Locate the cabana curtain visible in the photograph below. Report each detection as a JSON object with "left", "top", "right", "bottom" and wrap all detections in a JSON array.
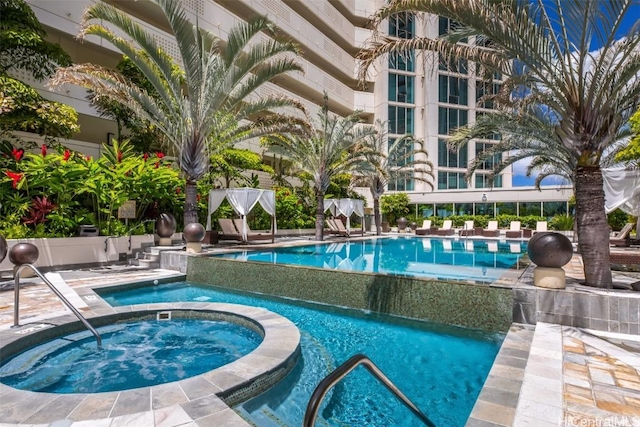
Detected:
[
  {"left": 324, "top": 198, "right": 365, "bottom": 232},
  {"left": 603, "top": 168, "right": 640, "bottom": 215},
  {"left": 206, "top": 188, "right": 276, "bottom": 241}
]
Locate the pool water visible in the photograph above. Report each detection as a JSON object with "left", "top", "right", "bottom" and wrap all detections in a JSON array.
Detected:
[
  {"left": 100, "top": 282, "right": 505, "bottom": 426},
  {"left": 214, "top": 236, "right": 527, "bottom": 283},
  {"left": 0, "top": 318, "right": 262, "bottom": 393}
]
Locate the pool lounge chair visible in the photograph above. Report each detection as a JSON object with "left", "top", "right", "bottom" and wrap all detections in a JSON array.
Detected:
[
  {"left": 325, "top": 218, "right": 348, "bottom": 236},
  {"left": 459, "top": 220, "right": 475, "bottom": 237},
  {"left": 218, "top": 218, "right": 243, "bottom": 241},
  {"left": 505, "top": 221, "right": 523, "bottom": 239},
  {"left": 232, "top": 218, "right": 273, "bottom": 242},
  {"left": 415, "top": 220, "right": 436, "bottom": 235},
  {"left": 533, "top": 221, "right": 548, "bottom": 235},
  {"left": 610, "top": 223, "right": 634, "bottom": 247},
  {"left": 436, "top": 220, "right": 455, "bottom": 236},
  {"left": 482, "top": 221, "right": 500, "bottom": 237},
  {"left": 332, "top": 218, "right": 364, "bottom": 237}
]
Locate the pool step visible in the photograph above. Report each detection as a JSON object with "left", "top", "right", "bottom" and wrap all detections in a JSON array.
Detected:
[{"left": 129, "top": 251, "right": 160, "bottom": 269}]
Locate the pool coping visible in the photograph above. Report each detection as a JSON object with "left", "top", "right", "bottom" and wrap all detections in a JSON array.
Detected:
[{"left": 0, "top": 302, "right": 301, "bottom": 426}]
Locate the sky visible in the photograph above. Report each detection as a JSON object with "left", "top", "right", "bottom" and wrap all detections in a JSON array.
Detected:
[{"left": 509, "top": 1, "right": 639, "bottom": 186}]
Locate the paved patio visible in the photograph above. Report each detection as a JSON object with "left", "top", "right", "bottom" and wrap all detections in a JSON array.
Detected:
[{"left": 1, "top": 240, "right": 640, "bottom": 426}]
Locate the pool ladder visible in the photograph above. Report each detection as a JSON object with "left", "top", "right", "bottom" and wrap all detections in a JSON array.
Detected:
[
  {"left": 13, "top": 264, "right": 102, "bottom": 348},
  {"left": 303, "top": 354, "right": 436, "bottom": 427}
]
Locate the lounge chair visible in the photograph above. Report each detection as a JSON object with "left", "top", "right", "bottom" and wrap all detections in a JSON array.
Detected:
[
  {"left": 482, "top": 221, "right": 500, "bottom": 237},
  {"left": 436, "top": 220, "right": 454, "bottom": 236},
  {"left": 459, "top": 220, "right": 475, "bottom": 237},
  {"left": 415, "top": 220, "right": 436, "bottom": 235},
  {"left": 218, "top": 218, "right": 243, "bottom": 241},
  {"left": 332, "top": 218, "right": 364, "bottom": 237},
  {"left": 232, "top": 218, "right": 273, "bottom": 242},
  {"left": 611, "top": 223, "right": 634, "bottom": 247},
  {"left": 326, "top": 218, "right": 348, "bottom": 236},
  {"left": 505, "top": 221, "right": 523, "bottom": 239},
  {"left": 532, "top": 221, "right": 548, "bottom": 235}
]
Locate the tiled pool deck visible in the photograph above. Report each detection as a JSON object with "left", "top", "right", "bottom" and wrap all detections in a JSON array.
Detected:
[{"left": 1, "top": 238, "right": 640, "bottom": 426}]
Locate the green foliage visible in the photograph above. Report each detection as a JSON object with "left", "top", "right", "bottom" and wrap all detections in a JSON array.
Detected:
[
  {"left": 615, "top": 110, "right": 640, "bottom": 164},
  {"left": 250, "top": 187, "right": 315, "bottom": 230},
  {"left": 380, "top": 193, "right": 410, "bottom": 226},
  {"left": 210, "top": 148, "right": 273, "bottom": 188},
  {"left": 549, "top": 215, "right": 574, "bottom": 231},
  {"left": 608, "top": 209, "right": 630, "bottom": 232},
  {"left": 0, "top": 139, "right": 184, "bottom": 237},
  {"left": 0, "top": 0, "right": 78, "bottom": 138}
]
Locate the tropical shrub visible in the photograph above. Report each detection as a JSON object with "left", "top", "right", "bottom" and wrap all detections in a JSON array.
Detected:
[
  {"left": 0, "top": 139, "right": 184, "bottom": 237},
  {"left": 380, "top": 193, "right": 410, "bottom": 226},
  {"left": 549, "top": 215, "right": 574, "bottom": 231},
  {"left": 607, "top": 209, "right": 630, "bottom": 232}
]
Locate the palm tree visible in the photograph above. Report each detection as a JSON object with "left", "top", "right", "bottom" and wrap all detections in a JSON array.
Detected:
[
  {"left": 354, "top": 120, "right": 434, "bottom": 235},
  {"left": 359, "top": 0, "right": 640, "bottom": 288},
  {"left": 263, "top": 94, "right": 377, "bottom": 240},
  {"left": 50, "top": 0, "right": 303, "bottom": 226}
]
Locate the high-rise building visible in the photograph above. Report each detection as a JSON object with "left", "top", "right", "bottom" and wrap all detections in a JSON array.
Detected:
[{"left": 22, "top": 0, "right": 571, "bottom": 217}]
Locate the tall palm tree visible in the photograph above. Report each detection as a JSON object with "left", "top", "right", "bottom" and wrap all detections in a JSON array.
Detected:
[
  {"left": 50, "top": 0, "right": 303, "bottom": 226},
  {"left": 263, "top": 95, "right": 377, "bottom": 240},
  {"left": 354, "top": 120, "right": 434, "bottom": 235},
  {"left": 359, "top": 0, "right": 640, "bottom": 288}
]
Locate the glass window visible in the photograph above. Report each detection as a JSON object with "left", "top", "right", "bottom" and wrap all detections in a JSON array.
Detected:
[
  {"left": 475, "top": 202, "right": 494, "bottom": 217},
  {"left": 389, "top": 13, "right": 414, "bottom": 38},
  {"left": 438, "top": 75, "right": 468, "bottom": 105},
  {"left": 419, "top": 204, "right": 434, "bottom": 217},
  {"left": 439, "top": 55, "right": 468, "bottom": 74},
  {"left": 389, "top": 74, "right": 414, "bottom": 103},
  {"left": 438, "top": 108, "right": 468, "bottom": 135},
  {"left": 519, "top": 202, "right": 542, "bottom": 216},
  {"left": 476, "top": 80, "right": 501, "bottom": 109},
  {"left": 389, "top": 106, "right": 414, "bottom": 134},
  {"left": 496, "top": 202, "right": 516, "bottom": 215},
  {"left": 475, "top": 142, "right": 502, "bottom": 170},
  {"left": 437, "top": 171, "right": 468, "bottom": 189},
  {"left": 389, "top": 52, "right": 415, "bottom": 72},
  {"left": 435, "top": 203, "right": 454, "bottom": 217},
  {"left": 475, "top": 174, "right": 502, "bottom": 188},
  {"left": 389, "top": 138, "right": 414, "bottom": 166},
  {"left": 438, "top": 139, "right": 467, "bottom": 168},
  {"left": 543, "top": 201, "right": 567, "bottom": 218},
  {"left": 438, "top": 17, "right": 468, "bottom": 43},
  {"left": 388, "top": 175, "right": 414, "bottom": 191},
  {"left": 455, "top": 203, "right": 473, "bottom": 215}
]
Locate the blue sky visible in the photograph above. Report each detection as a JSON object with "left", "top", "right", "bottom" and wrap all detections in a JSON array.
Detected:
[{"left": 510, "top": 2, "right": 638, "bottom": 186}]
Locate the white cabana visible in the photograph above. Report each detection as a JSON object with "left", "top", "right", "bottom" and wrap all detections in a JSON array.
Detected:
[
  {"left": 324, "top": 198, "right": 365, "bottom": 233},
  {"left": 206, "top": 188, "right": 276, "bottom": 242},
  {"left": 603, "top": 168, "right": 640, "bottom": 233}
]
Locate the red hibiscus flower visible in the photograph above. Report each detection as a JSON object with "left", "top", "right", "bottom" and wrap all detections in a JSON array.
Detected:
[
  {"left": 155, "top": 161, "right": 159, "bottom": 169},
  {"left": 63, "top": 149, "right": 71, "bottom": 161},
  {"left": 156, "top": 152, "right": 165, "bottom": 159},
  {"left": 11, "top": 148, "right": 24, "bottom": 162},
  {"left": 117, "top": 150, "right": 123, "bottom": 163},
  {"left": 6, "top": 171, "right": 23, "bottom": 189},
  {"left": 41, "top": 144, "right": 47, "bottom": 157},
  {"left": 143, "top": 153, "right": 149, "bottom": 161}
]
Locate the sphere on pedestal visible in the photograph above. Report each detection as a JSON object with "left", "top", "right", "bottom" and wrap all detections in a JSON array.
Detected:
[
  {"left": 0, "top": 234, "right": 7, "bottom": 264},
  {"left": 9, "top": 243, "right": 39, "bottom": 265},
  {"left": 156, "top": 213, "right": 177, "bottom": 238},
  {"left": 527, "top": 232, "right": 573, "bottom": 268},
  {"left": 183, "top": 222, "right": 205, "bottom": 242},
  {"left": 397, "top": 217, "right": 408, "bottom": 231}
]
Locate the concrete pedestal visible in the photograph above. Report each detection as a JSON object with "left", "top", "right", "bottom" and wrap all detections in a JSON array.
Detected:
[
  {"left": 186, "top": 242, "right": 202, "bottom": 254},
  {"left": 533, "top": 266, "right": 566, "bottom": 289},
  {"left": 158, "top": 237, "right": 172, "bottom": 246}
]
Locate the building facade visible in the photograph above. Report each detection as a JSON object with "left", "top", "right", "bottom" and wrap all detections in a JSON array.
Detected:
[{"left": 22, "top": 0, "right": 571, "bottom": 217}]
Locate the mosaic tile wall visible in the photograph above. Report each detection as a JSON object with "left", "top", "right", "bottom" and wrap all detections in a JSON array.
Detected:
[{"left": 187, "top": 257, "right": 513, "bottom": 331}]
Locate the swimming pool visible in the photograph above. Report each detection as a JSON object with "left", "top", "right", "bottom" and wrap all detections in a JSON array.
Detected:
[
  {"left": 0, "top": 318, "right": 262, "bottom": 393},
  {"left": 100, "top": 281, "right": 505, "bottom": 426},
  {"left": 214, "top": 236, "right": 527, "bottom": 283}
]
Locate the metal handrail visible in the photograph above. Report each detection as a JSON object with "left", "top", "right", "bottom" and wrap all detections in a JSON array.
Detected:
[
  {"left": 303, "top": 354, "right": 435, "bottom": 427},
  {"left": 13, "top": 264, "right": 102, "bottom": 348}
]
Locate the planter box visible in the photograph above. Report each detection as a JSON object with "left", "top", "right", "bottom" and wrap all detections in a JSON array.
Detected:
[{"left": 0, "top": 234, "right": 156, "bottom": 274}]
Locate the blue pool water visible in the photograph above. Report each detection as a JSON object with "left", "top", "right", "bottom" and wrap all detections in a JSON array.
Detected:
[
  {"left": 214, "top": 236, "right": 527, "bottom": 283},
  {"left": 0, "top": 318, "right": 261, "bottom": 393},
  {"left": 100, "top": 282, "right": 505, "bottom": 426}
]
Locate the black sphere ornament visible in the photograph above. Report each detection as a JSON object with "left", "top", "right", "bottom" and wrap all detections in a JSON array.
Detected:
[
  {"left": 183, "top": 222, "right": 205, "bottom": 242},
  {"left": 156, "top": 213, "right": 177, "bottom": 238},
  {"left": 8, "top": 243, "right": 39, "bottom": 265},
  {"left": 0, "top": 234, "right": 7, "bottom": 264},
  {"left": 527, "top": 232, "right": 573, "bottom": 268}
]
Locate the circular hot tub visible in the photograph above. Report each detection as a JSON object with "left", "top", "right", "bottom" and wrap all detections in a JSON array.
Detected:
[{"left": 0, "top": 303, "right": 300, "bottom": 425}]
